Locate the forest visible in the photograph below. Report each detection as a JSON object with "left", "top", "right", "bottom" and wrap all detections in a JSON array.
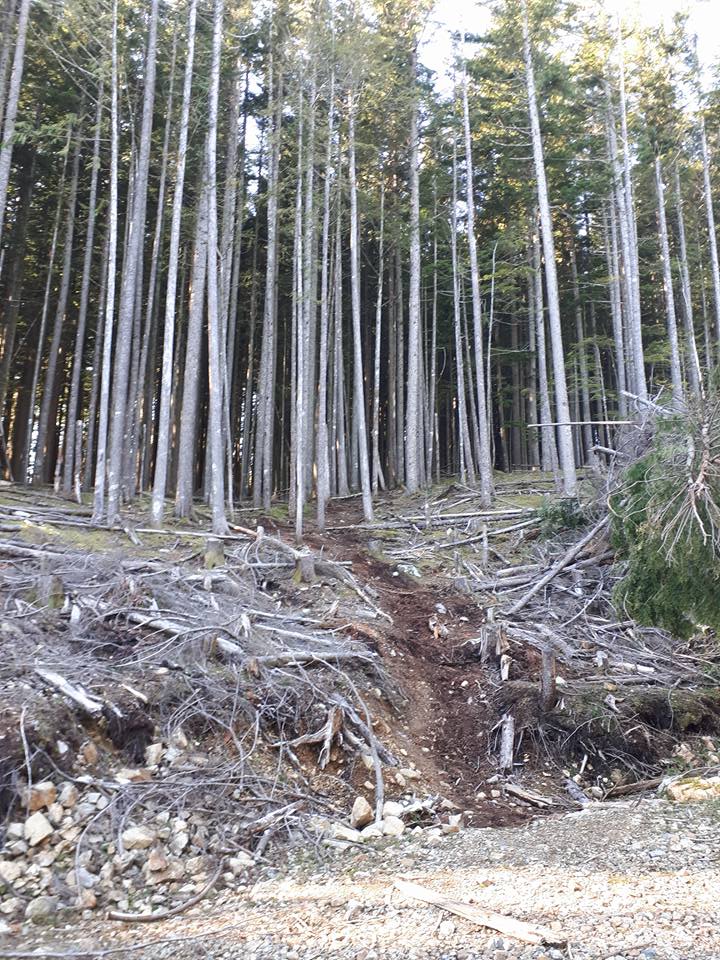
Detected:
[
  {"left": 1, "top": 0, "right": 720, "bottom": 957},
  {"left": 0, "top": 0, "right": 717, "bottom": 533}
]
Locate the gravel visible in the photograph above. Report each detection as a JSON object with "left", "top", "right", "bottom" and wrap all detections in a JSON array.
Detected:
[{"left": 8, "top": 797, "right": 719, "bottom": 960}]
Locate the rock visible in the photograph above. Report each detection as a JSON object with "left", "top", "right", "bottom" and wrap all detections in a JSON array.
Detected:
[
  {"left": 25, "top": 781, "right": 57, "bottom": 812},
  {"left": 47, "top": 802, "right": 65, "bottom": 827},
  {"left": 394, "top": 772, "right": 407, "bottom": 788},
  {"left": 145, "top": 742, "right": 164, "bottom": 767},
  {"left": 169, "top": 831, "right": 189, "bottom": 856},
  {"left": 170, "top": 728, "right": 189, "bottom": 750},
  {"left": 330, "top": 824, "right": 362, "bottom": 843},
  {"left": 0, "top": 860, "right": 23, "bottom": 883},
  {"left": 6, "top": 823, "right": 23, "bottom": 840},
  {"left": 382, "top": 816, "right": 405, "bottom": 838},
  {"left": 147, "top": 847, "right": 168, "bottom": 872},
  {"left": 438, "top": 919, "right": 456, "bottom": 939},
  {"left": 24, "top": 895, "right": 58, "bottom": 925},
  {"left": 0, "top": 898, "right": 22, "bottom": 916},
  {"left": 666, "top": 775, "right": 720, "bottom": 802},
  {"left": 360, "top": 753, "right": 374, "bottom": 770},
  {"left": 360, "top": 823, "right": 384, "bottom": 840},
  {"left": 382, "top": 801, "right": 404, "bottom": 819},
  {"left": 228, "top": 851, "right": 254, "bottom": 874},
  {"left": 399, "top": 767, "right": 421, "bottom": 781},
  {"left": 121, "top": 826, "right": 156, "bottom": 850},
  {"left": 77, "top": 889, "right": 97, "bottom": 910},
  {"left": 442, "top": 814, "right": 462, "bottom": 835},
  {"left": 24, "top": 812, "right": 53, "bottom": 847},
  {"left": 0, "top": 919, "right": 11, "bottom": 935},
  {"left": 350, "top": 796, "right": 374, "bottom": 829}
]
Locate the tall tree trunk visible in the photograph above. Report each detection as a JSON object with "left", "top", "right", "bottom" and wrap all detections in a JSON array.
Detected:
[
  {"left": 175, "top": 183, "right": 209, "bottom": 518},
  {"left": 105, "top": 0, "right": 159, "bottom": 521},
  {"left": 462, "top": 68, "right": 493, "bottom": 502},
  {"left": 451, "top": 138, "right": 475, "bottom": 484},
  {"left": 405, "top": 50, "right": 422, "bottom": 493},
  {"left": 569, "top": 246, "right": 595, "bottom": 461},
  {"left": 603, "top": 201, "right": 628, "bottom": 417},
  {"left": 522, "top": 2, "right": 576, "bottom": 496},
  {"left": 63, "top": 87, "right": 103, "bottom": 493},
  {"left": 699, "top": 112, "right": 720, "bottom": 356},
  {"left": 205, "top": 0, "right": 228, "bottom": 534},
  {"left": 347, "top": 87, "right": 372, "bottom": 520},
  {"left": 653, "top": 155, "right": 684, "bottom": 406},
  {"left": 673, "top": 164, "right": 703, "bottom": 397},
  {"left": 532, "top": 217, "right": 558, "bottom": 475},
  {"left": 151, "top": 0, "right": 198, "bottom": 525},
  {"left": 371, "top": 176, "right": 385, "bottom": 495},
  {"left": 0, "top": 0, "right": 30, "bottom": 249},
  {"left": 34, "top": 129, "right": 82, "bottom": 484},
  {"left": 92, "top": 0, "right": 119, "bottom": 521}
]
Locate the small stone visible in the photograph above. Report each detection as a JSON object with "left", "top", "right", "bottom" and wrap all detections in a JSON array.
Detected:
[
  {"left": 145, "top": 742, "right": 164, "bottom": 767},
  {"left": 25, "top": 782, "right": 57, "bottom": 812},
  {"left": 169, "top": 831, "right": 189, "bottom": 856},
  {"left": 438, "top": 919, "right": 455, "bottom": 939},
  {"left": 170, "top": 728, "right": 189, "bottom": 750},
  {"left": 47, "top": 802, "right": 65, "bottom": 826},
  {"left": 399, "top": 767, "right": 421, "bottom": 781},
  {"left": 0, "top": 898, "right": 22, "bottom": 916},
  {"left": 350, "top": 796, "right": 374, "bottom": 829},
  {"left": 147, "top": 847, "right": 168, "bottom": 872},
  {"left": 394, "top": 772, "right": 407, "bottom": 788},
  {"left": 24, "top": 895, "right": 58, "bottom": 925},
  {"left": 77, "top": 889, "right": 97, "bottom": 910},
  {"left": 24, "top": 812, "right": 53, "bottom": 847},
  {"left": 360, "top": 823, "right": 384, "bottom": 840},
  {"left": 6, "top": 823, "right": 23, "bottom": 840},
  {"left": 228, "top": 852, "right": 254, "bottom": 875},
  {"left": 0, "top": 860, "right": 23, "bottom": 884},
  {"left": 382, "top": 801, "right": 404, "bottom": 818},
  {"left": 360, "top": 753, "right": 374, "bottom": 770},
  {"left": 442, "top": 814, "right": 462, "bottom": 835},
  {"left": 330, "top": 824, "right": 362, "bottom": 843},
  {"left": 382, "top": 815, "right": 405, "bottom": 837},
  {"left": 122, "top": 826, "right": 156, "bottom": 850},
  {"left": 0, "top": 919, "right": 11, "bottom": 935}
]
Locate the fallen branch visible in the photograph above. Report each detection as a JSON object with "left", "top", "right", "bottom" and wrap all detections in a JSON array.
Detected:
[
  {"left": 506, "top": 516, "right": 610, "bottom": 616},
  {"left": 393, "top": 879, "right": 565, "bottom": 946},
  {"left": 108, "top": 860, "right": 223, "bottom": 923},
  {"left": 34, "top": 668, "right": 104, "bottom": 716}
]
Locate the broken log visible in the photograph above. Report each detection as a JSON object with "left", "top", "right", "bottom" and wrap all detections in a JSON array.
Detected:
[
  {"left": 499, "top": 713, "right": 515, "bottom": 773},
  {"left": 393, "top": 879, "right": 564, "bottom": 946}
]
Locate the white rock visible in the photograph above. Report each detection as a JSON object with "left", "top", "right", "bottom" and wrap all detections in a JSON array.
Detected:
[
  {"left": 121, "top": 826, "right": 156, "bottom": 850},
  {"left": 145, "top": 742, "right": 164, "bottom": 767},
  {"left": 438, "top": 919, "right": 455, "bottom": 939},
  {"left": 24, "top": 812, "right": 53, "bottom": 847},
  {"left": 382, "top": 815, "right": 405, "bottom": 837},
  {"left": 169, "top": 831, "right": 189, "bottom": 856},
  {"left": 330, "top": 824, "right": 362, "bottom": 843},
  {"left": 360, "top": 823, "right": 384, "bottom": 840},
  {"left": 350, "top": 796, "right": 374, "bottom": 829},
  {"left": 47, "top": 802, "right": 65, "bottom": 827},
  {"left": 0, "top": 898, "right": 21, "bottom": 916},
  {"left": 0, "top": 860, "right": 23, "bottom": 884},
  {"left": 360, "top": 753, "right": 375, "bottom": 770},
  {"left": 382, "top": 801, "right": 405, "bottom": 818},
  {"left": 6, "top": 823, "right": 23, "bottom": 840},
  {"left": 25, "top": 895, "right": 58, "bottom": 924},
  {"left": 442, "top": 814, "right": 462, "bottom": 835}
]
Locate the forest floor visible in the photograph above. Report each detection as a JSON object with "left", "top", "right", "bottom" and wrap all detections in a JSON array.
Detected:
[{"left": 1, "top": 472, "right": 719, "bottom": 958}]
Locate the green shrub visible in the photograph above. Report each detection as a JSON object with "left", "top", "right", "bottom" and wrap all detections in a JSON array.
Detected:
[
  {"left": 610, "top": 411, "right": 720, "bottom": 638},
  {"left": 539, "top": 496, "right": 587, "bottom": 536}
]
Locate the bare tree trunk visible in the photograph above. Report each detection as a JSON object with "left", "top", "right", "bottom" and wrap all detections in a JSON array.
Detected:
[
  {"left": 462, "top": 69, "right": 493, "bottom": 502},
  {"left": 105, "top": 0, "right": 159, "bottom": 521},
  {"left": 522, "top": 2, "right": 576, "bottom": 496},
  {"left": 0, "top": 0, "right": 30, "bottom": 249},
  {"left": 347, "top": 87, "right": 372, "bottom": 521},
  {"left": 254, "top": 51, "right": 282, "bottom": 509},
  {"left": 569, "top": 246, "right": 594, "bottom": 461},
  {"left": 0, "top": 0, "right": 17, "bottom": 141},
  {"left": 673, "top": 164, "right": 703, "bottom": 397},
  {"left": 63, "top": 87, "right": 103, "bottom": 493},
  {"left": 371, "top": 176, "right": 385, "bottom": 495},
  {"left": 151, "top": 0, "right": 197, "bottom": 525},
  {"left": 34, "top": 129, "right": 82, "bottom": 484},
  {"left": 603, "top": 201, "right": 628, "bottom": 417},
  {"left": 653, "top": 155, "right": 684, "bottom": 407},
  {"left": 451, "top": 138, "right": 475, "bottom": 484},
  {"left": 405, "top": 51, "right": 422, "bottom": 493},
  {"left": 699, "top": 113, "right": 720, "bottom": 356},
  {"left": 92, "top": 0, "right": 119, "bottom": 521},
  {"left": 532, "top": 217, "right": 558, "bottom": 475},
  {"left": 84, "top": 226, "right": 110, "bottom": 491}
]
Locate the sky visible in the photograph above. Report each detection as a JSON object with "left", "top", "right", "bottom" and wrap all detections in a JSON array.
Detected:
[{"left": 420, "top": 0, "right": 720, "bottom": 93}]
